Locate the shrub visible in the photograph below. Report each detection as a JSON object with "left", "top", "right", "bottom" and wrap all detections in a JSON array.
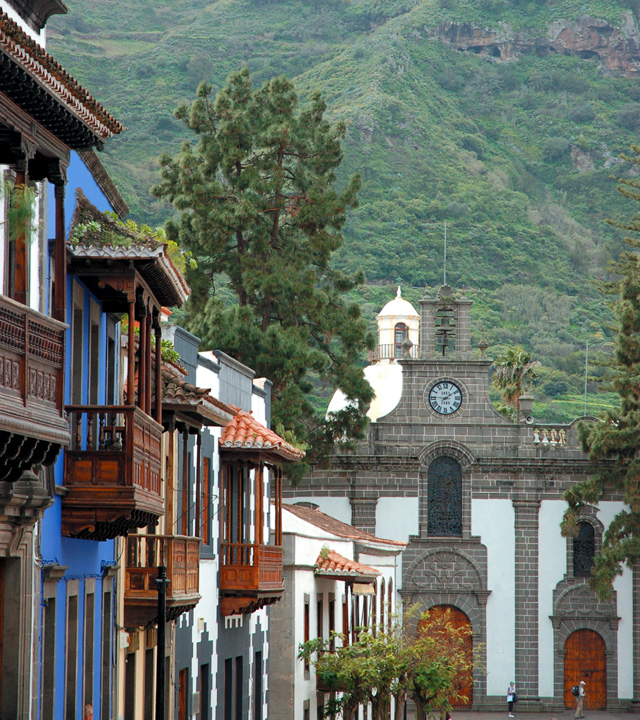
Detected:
[
  {"left": 616, "top": 103, "right": 640, "bottom": 131},
  {"left": 568, "top": 104, "right": 596, "bottom": 123},
  {"left": 542, "top": 137, "right": 571, "bottom": 162}
]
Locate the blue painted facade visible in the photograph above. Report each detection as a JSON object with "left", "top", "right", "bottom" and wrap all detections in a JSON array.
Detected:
[{"left": 37, "top": 153, "right": 123, "bottom": 720}]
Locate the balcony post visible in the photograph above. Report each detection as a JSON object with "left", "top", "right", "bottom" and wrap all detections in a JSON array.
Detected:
[
  {"left": 155, "top": 564, "right": 170, "bottom": 720},
  {"left": 155, "top": 321, "right": 162, "bottom": 425},
  {"left": 127, "top": 299, "right": 135, "bottom": 405},
  {"left": 195, "top": 433, "right": 202, "bottom": 539},
  {"left": 13, "top": 156, "right": 29, "bottom": 306},
  {"left": 145, "top": 313, "right": 152, "bottom": 416},
  {"left": 139, "top": 306, "right": 147, "bottom": 412},
  {"left": 53, "top": 181, "right": 66, "bottom": 323}
]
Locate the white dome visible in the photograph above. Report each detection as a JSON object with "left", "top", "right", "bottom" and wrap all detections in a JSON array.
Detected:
[
  {"left": 377, "top": 286, "right": 419, "bottom": 319},
  {"left": 326, "top": 363, "right": 403, "bottom": 423}
]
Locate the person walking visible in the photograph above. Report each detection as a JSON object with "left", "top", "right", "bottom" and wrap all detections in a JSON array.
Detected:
[
  {"left": 575, "top": 681, "right": 586, "bottom": 719},
  {"left": 507, "top": 682, "right": 516, "bottom": 718}
]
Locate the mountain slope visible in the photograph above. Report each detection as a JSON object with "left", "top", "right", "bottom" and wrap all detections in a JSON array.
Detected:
[{"left": 48, "top": 0, "right": 640, "bottom": 419}]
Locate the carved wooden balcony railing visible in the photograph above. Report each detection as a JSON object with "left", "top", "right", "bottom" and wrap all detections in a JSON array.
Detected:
[
  {"left": 124, "top": 534, "right": 201, "bottom": 628},
  {"left": 220, "top": 542, "right": 284, "bottom": 616},
  {"left": 62, "top": 405, "right": 164, "bottom": 540},
  {"left": 0, "top": 296, "right": 69, "bottom": 482}
]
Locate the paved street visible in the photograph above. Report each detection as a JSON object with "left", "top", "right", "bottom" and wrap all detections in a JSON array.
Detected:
[{"left": 452, "top": 713, "right": 638, "bottom": 720}]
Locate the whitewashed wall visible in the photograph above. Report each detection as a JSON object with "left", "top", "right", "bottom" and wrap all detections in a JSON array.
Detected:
[{"left": 473, "top": 498, "right": 515, "bottom": 695}]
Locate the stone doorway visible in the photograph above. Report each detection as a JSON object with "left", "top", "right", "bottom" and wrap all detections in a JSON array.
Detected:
[{"left": 564, "top": 629, "right": 607, "bottom": 709}]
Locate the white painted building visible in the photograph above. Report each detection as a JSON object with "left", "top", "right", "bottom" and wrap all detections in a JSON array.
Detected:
[{"left": 270, "top": 504, "right": 405, "bottom": 720}]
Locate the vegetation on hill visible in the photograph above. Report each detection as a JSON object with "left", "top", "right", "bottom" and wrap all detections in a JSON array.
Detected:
[{"left": 48, "top": 0, "right": 640, "bottom": 421}]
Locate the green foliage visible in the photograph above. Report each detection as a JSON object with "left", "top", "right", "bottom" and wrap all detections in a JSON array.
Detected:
[
  {"left": 153, "top": 69, "right": 374, "bottom": 471},
  {"left": 492, "top": 344, "right": 540, "bottom": 421},
  {"left": 3, "top": 181, "right": 36, "bottom": 243},
  {"left": 562, "top": 145, "right": 640, "bottom": 600},
  {"left": 298, "top": 605, "right": 475, "bottom": 720}
]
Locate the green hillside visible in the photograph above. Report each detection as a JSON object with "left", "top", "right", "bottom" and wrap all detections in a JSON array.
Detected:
[{"left": 48, "top": 0, "right": 640, "bottom": 420}]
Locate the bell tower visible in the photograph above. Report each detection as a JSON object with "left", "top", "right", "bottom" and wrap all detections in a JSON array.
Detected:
[{"left": 419, "top": 285, "right": 473, "bottom": 359}]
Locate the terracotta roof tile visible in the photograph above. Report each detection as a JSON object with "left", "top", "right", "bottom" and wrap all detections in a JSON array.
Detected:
[
  {"left": 162, "top": 372, "right": 235, "bottom": 425},
  {"left": 283, "top": 504, "right": 406, "bottom": 547},
  {"left": 0, "top": 9, "right": 123, "bottom": 138},
  {"left": 315, "top": 549, "right": 379, "bottom": 579},
  {"left": 220, "top": 410, "right": 304, "bottom": 461}
]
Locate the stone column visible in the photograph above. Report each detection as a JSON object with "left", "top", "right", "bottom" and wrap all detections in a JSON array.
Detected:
[
  {"left": 513, "top": 498, "right": 541, "bottom": 699},
  {"left": 350, "top": 497, "right": 378, "bottom": 535},
  {"left": 419, "top": 299, "right": 436, "bottom": 358},
  {"left": 455, "top": 298, "right": 473, "bottom": 356}
]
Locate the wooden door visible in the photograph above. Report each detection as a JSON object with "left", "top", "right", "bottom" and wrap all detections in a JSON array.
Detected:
[
  {"left": 178, "top": 667, "right": 188, "bottom": 720},
  {"left": 564, "top": 629, "right": 606, "bottom": 709},
  {"left": 421, "top": 605, "right": 473, "bottom": 708}
]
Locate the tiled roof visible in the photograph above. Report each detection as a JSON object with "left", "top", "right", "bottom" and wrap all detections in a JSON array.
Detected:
[
  {"left": 283, "top": 504, "right": 406, "bottom": 547},
  {"left": 162, "top": 372, "right": 235, "bottom": 426},
  {"left": 0, "top": 9, "right": 123, "bottom": 139},
  {"left": 68, "top": 191, "right": 190, "bottom": 308},
  {"left": 219, "top": 410, "right": 305, "bottom": 461},
  {"left": 315, "top": 549, "right": 379, "bottom": 580}
]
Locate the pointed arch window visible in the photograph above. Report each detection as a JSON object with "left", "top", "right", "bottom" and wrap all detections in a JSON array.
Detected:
[
  {"left": 573, "top": 521, "right": 595, "bottom": 578},
  {"left": 427, "top": 456, "right": 462, "bottom": 537},
  {"left": 394, "top": 323, "right": 408, "bottom": 359}
]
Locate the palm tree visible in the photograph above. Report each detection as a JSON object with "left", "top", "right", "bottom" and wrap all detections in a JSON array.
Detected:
[{"left": 492, "top": 345, "right": 540, "bottom": 421}]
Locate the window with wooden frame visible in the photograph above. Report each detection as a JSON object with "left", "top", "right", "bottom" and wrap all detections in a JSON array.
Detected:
[
  {"left": 304, "top": 594, "right": 310, "bottom": 676},
  {"left": 65, "top": 587, "right": 79, "bottom": 720},
  {"left": 202, "top": 456, "right": 211, "bottom": 545},
  {"left": 71, "top": 281, "right": 85, "bottom": 405},
  {"left": 328, "top": 594, "right": 335, "bottom": 652},
  {"left": 83, "top": 585, "right": 95, "bottom": 709}
]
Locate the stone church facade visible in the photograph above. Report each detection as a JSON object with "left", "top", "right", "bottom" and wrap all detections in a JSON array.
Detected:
[{"left": 284, "top": 286, "right": 636, "bottom": 712}]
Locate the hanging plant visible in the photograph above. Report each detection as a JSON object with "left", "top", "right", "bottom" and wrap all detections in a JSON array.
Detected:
[{"left": 4, "top": 181, "right": 37, "bottom": 243}]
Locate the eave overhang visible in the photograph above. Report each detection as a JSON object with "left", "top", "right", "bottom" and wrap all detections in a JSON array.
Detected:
[{"left": 0, "top": 8, "right": 123, "bottom": 149}]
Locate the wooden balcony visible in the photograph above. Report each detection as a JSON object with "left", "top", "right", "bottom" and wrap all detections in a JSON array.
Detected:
[
  {"left": 0, "top": 296, "right": 69, "bottom": 482},
  {"left": 124, "top": 534, "right": 201, "bottom": 628},
  {"left": 220, "top": 543, "right": 285, "bottom": 616},
  {"left": 62, "top": 405, "right": 164, "bottom": 540}
]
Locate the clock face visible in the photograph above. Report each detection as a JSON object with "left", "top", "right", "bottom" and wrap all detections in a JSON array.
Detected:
[{"left": 429, "top": 381, "right": 463, "bottom": 415}]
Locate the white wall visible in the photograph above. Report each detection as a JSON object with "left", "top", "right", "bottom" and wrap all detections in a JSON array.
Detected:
[
  {"left": 473, "top": 498, "right": 515, "bottom": 695},
  {"left": 538, "top": 500, "right": 568, "bottom": 697},
  {"left": 286, "top": 497, "right": 352, "bottom": 526},
  {"left": 377, "top": 497, "right": 419, "bottom": 543}
]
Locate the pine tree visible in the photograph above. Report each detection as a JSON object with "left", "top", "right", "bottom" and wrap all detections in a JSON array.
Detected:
[
  {"left": 562, "top": 144, "right": 640, "bottom": 598},
  {"left": 153, "top": 69, "right": 374, "bottom": 473}
]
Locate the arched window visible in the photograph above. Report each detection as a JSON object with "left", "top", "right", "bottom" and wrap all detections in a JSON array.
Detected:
[
  {"left": 380, "top": 578, "right": 386, "bottom": 632},
  {"left": 427, "top": 457, "right": 462, "bottom": 537},
  {"left": 394, "top": 323, "right": 408, "bottom": 359},
  {"left": 573, "top": 521, "right": 595, "bottom": 577},
  {"left": 387, "top": 579, "right": 393, "bottom": 629}
]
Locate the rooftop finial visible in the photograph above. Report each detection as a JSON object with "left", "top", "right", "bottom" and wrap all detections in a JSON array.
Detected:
[{"left": 396, "top": 286, "right": 402, "bottom": 299}]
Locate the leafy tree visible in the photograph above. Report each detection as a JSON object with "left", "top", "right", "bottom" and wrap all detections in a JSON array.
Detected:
[
  {"left": 153, "top": 69, "right": 375, "bottom": 473},
  {"left": 491, "top": 344, "right": 540, "bottom": 421},
  {"left": 562, "top": 144, "right": 640, "bottom": 599},
  {"left": 298, "top": 606, "right": 474, "bottom": 720}
]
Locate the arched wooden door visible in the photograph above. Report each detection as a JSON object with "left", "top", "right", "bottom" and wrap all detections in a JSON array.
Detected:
[
  {"left": 564, "top": 629, "right": 607, "bottom": 709},
  {"left": 423, "top": 605, "right": 473, "bottom": 708}
]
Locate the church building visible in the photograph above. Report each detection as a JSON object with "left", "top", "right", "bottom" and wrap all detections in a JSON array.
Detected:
[{"left": 284, "top": 285, "right": 635, "bottom": 712}]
